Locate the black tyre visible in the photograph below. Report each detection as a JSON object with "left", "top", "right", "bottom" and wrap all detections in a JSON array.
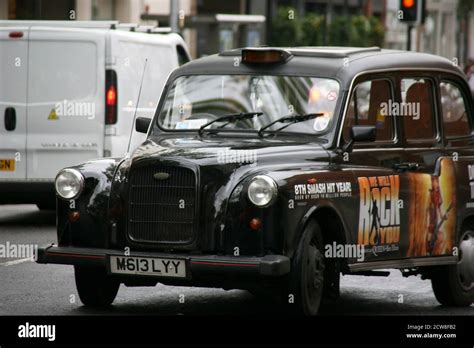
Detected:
[
  {"left": 431, "top": 229, "right": 474, "bottom": 307},
  {"left": 288, "top": 219, "right": 325, "bottom": 315},
  {"left": 75, "top": 266, "right": 120, "bottom": 307}
]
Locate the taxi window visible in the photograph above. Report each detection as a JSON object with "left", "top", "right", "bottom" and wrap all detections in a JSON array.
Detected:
[
  {"left": 343, "top": 79, "right": 394, "bottom": 142},
  {"left": 401, "top": 78, "right": 436, "bottom": 142},
  {"left": 440, "top": 81, "right": 471, "bottom": 138}
]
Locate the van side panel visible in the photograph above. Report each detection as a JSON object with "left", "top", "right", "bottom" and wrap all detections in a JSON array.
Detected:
[
  {"left": 26, "top": 28, "right": 105, "bottom": 179},
  {"left": 106, "top": 32, "right": 178, "bottom": 157},
  {"left": 0, "top": 28, "right": 28, "bottom": 180}
]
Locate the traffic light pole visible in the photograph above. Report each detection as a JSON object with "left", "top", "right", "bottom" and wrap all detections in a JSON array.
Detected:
[
  {"left": 170, "top": 0, "right": 179, "bottom": 33},
  {"left": 406, "top": 24, "right": 413, "bottom": 51}
]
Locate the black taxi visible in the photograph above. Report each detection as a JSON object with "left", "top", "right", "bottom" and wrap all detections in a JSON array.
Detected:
[{"left": 37, "top": 47, "right": 474, "bottom": 315}]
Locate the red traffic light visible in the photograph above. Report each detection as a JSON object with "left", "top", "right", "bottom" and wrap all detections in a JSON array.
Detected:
[{"left": 399, "top": 0, "right": 421, "bottom": 23}]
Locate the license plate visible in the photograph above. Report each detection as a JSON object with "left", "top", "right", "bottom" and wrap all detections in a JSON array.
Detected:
[
  {"left": 0, "top": 159, "right": 15, "bottom": 171},
  {"left": 109, "top": 255, "right": 186, "bottom": 278}
]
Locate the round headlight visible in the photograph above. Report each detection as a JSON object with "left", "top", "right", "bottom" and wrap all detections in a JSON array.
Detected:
[
  {"left": 247, "top": 175, "right": 278, "bottom": 207},
  {"left": 55, "top": 169, "right": 84, "bottom": 200}
]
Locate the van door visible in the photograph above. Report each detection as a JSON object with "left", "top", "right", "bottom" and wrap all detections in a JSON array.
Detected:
[
  {"left": 109, "top": 33, "right": 178, "bottom": 157},
  {"left": 26, "top": 27, "right": 105, "bottom": 179},
  {"left": 0, "top": 27, "right": 28, "bottom": 180}
]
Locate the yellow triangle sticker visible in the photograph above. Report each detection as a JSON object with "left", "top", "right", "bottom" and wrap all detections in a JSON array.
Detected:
[{"left": 48, "top": 109, "right": 58, "bottom": 120}]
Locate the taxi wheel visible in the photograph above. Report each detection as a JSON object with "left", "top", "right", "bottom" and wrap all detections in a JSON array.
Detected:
[
  {"left": 431, "top": 229, "right": 474, "bottom": 307},
  {"left": 288, "top": 219, "right": 325, "bottom": 315},
  {"left": 75, "top": 266, "right": 120, "bottom": 307}
]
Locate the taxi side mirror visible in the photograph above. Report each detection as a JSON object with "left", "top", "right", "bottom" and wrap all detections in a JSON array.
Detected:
[
  {"left": 351, "top": 125, "right": 376, "bottom": 142},
  {"left": 342, "top": 125, "right": 376, "bottom": 153},
  {"left": 135, "top": 117, "right": 151, "bottom": 133}
]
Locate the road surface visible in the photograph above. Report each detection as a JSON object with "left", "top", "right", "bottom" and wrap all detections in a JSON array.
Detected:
[{"left": 0, "top": 205, "right": 472, "bottom": 316}]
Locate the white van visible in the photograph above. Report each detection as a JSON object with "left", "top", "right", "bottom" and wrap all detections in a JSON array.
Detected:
[{"left": 0, "top": 21, "right": 190, "bottom": 208}]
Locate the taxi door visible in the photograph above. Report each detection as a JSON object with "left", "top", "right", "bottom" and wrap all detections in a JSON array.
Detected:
[
  {"left": 400, "top": 76, "right": 457, "bottom": 258},
  {"left": 337, "top": 76, "right": 409, "bottom": 262}
]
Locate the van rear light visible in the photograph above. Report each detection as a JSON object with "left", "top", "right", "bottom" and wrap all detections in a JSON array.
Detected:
[
  {"left": 106, "top": 86, "right": 116, "bottom": 106},
  {"left": 9, "top": 32, "right": 23, "bottom": 38},
  {"left": 105, "top": 70, "right": 118, "bottom": 125}
]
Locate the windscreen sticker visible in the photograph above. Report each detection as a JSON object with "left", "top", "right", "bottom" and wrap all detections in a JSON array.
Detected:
[
  {"left": 313, "top": 115, "right": 330, "bottom": 131},
  {"left": 327, "top": 91, "right": 337, "bottom": 101},
  {"left": 175, "top": 119, "right": 208, "bottom": 130}
]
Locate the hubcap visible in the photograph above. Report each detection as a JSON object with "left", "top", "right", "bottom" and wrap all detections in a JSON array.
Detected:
[
  {"left": 305, "top": 241, "right": 324, "bottom": 307},
  {"left": 457, "top": 231, "right": 474, "bottom": 291}
]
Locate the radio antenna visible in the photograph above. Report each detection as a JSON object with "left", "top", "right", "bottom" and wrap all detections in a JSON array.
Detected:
[{"left": 127, "top": 58, "right": 148, "bottom": 155}]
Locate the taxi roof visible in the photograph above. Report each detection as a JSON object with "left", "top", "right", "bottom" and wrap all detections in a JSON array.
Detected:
[{"left": 174, "top": 46, "right": 464, "bottom": 89}]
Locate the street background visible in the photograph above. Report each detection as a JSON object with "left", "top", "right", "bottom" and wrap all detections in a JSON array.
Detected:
[
  {"left": 1, "top": 0, "right": 473, "bottom": 65},
  {"left": 0, "top": 0, "right": 473, "bottom": 315}
]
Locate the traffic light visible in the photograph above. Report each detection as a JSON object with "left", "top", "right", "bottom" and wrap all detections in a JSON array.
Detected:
[{"left": 399, "top": 0, "right": 419, "bottom": 23}]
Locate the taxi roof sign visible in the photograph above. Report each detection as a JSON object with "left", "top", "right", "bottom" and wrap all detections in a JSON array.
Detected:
[{"left": 241, "top": 48, "right": 292, "bottom": 65}]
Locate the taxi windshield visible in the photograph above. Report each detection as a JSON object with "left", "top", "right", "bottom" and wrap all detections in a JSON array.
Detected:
[{"left": 156, "top": 75, "right": 340, "bottom": 135}]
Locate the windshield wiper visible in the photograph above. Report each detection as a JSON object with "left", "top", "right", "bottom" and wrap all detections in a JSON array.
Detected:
[
  {"left": 198, "top": 112, "right": 264, "bottom": 136},
  {"left": 257, "top": 113, "right": 325, "bottom": 137}
]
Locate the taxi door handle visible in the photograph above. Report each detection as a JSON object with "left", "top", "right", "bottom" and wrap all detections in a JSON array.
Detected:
[
  {"left": 4, "top": 107, "right": 16, "bottom": 131},
  {"left": 393, "top": 162, "right": 421, "bottom": 172}
]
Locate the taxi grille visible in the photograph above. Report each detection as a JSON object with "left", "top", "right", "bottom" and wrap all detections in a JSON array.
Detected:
[{"left": 127, "top": 165, "right": 196, "bottom": 244}]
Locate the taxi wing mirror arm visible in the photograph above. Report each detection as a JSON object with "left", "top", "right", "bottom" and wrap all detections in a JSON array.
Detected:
[{"left": 341, "top": 138, "right": 354, "bottom": 153}]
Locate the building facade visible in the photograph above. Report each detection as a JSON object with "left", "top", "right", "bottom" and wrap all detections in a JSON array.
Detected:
[{"left": 0, "top": 0, "right": 472, "bottom": 65}]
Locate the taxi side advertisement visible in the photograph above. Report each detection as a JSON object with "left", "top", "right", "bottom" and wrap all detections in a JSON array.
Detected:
[{"left": 357, "top": 158, "right": 456, "bottom": 260}]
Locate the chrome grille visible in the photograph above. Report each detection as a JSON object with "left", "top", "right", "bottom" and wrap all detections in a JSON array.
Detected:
[{"left": 127, "top": 165, "right": 196, "bottom": 244}]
